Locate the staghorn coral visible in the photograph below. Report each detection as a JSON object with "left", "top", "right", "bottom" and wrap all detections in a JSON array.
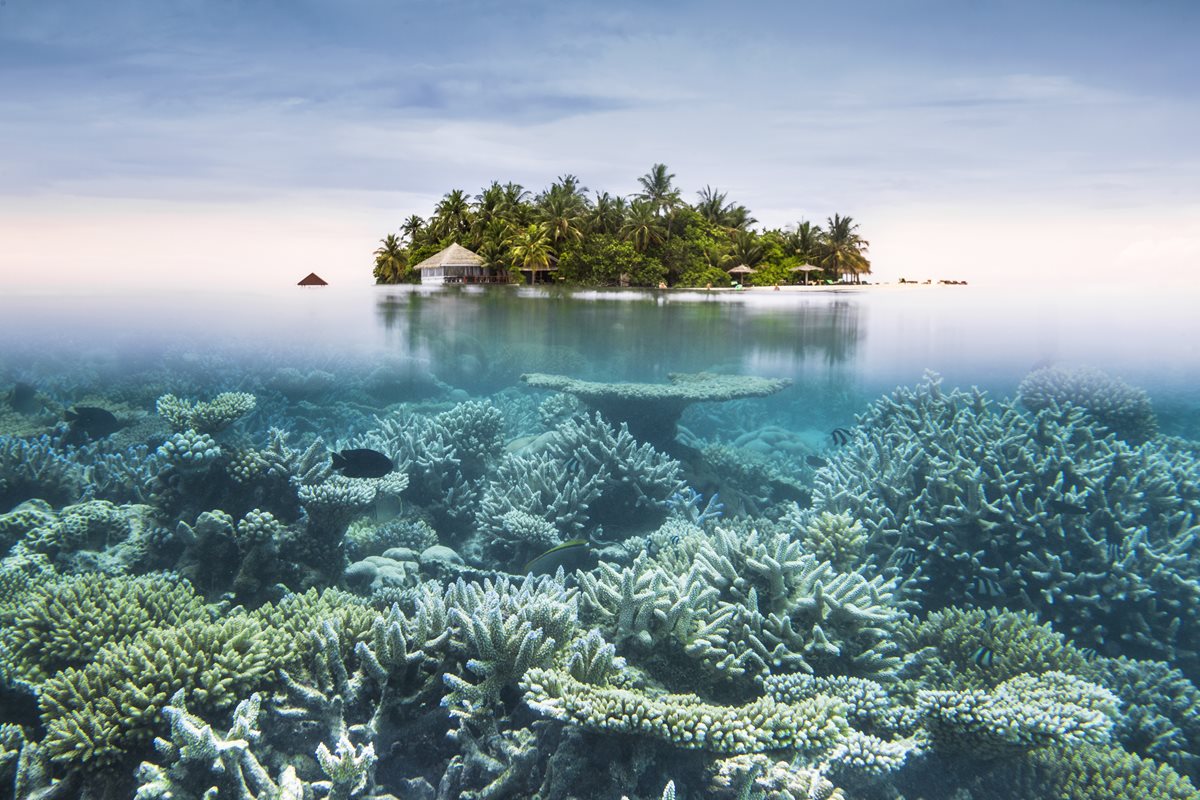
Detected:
[
  {"left": 521, "top": 667, "right": 849, "bottom": 754},
  {"left": 916, "top": 671, "right": 1118, "bottom": 756},
  {"left": 0, "top": 434, "right": 86, "bottom": 509},
  {"left": 1086, "top": 656, "right": 1200, "bottom": 781},
  {"left": 710, "top": 754, "right": 845, "bottom": 800},
  {"left": 156, "top": 392, "right": 257, "bottom": 434},
  {"left": 521, "top": 372, "right": 791, "bottom": 454},
  {"left": 898, "top": 607, "right": 1092, "bottom": 690},
  {"left": 476, "top": 412, "right": 683, "bottom": 551},
  {"left": 579, "top": 525, "right": 907, "bottom": 689},
  {"left": 800, "top": 511, "right": 867, "bottom": 572},
  {"left": 1019, "top": 365, "right": 1158, "bottom": 443},
  {"left": 963, "top": 743, "right": 1200, "bottom": 800},
  {"left": 134, "top": 692, "right": 308, "bottom": 800},
  {"left": 1, "top": 572, "right": 207, "bottom": 683},
  {"left": 810, "top": 373, "right": 1200, "bottom": 672}
]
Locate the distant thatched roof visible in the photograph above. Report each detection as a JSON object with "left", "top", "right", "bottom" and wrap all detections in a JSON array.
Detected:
[
  {"left": 298, "top": 272, "right": 328, "bottom": 286},
  {"left": 413, "top": 243, "right": 485, "bottom": 271},
  {"left": 727, "top": 264, "right": 757, "bottom": 275}
]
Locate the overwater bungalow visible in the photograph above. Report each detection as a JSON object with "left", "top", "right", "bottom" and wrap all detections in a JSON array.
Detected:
[{"left": 413, "top": 243, "right": 508, "bottom": 285}]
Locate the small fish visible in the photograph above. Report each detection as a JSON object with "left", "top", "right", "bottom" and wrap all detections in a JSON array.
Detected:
[
  {"left": 971, "top": 645, "right": 995, "bottom": 668},
  {"left": 1047, "top": 498, "right": 1088, "bottom": 516},
  {"left": 331, "top": 448, "right": 393, "bottom": 479},
  {"left": 805, "top": 454, "right": 827, "bottom": 468},
  {"left": 892, "top": 549, "right": 919, "bottom": 569},
  {"left": 524, "top": 538, "right": 591, "bottom": 575},
  {"left": 64, "top": 406, "right": 124, "bottom": 439},
  {"left": 969, "top": 576, "right": 1005, "bottom": 598},
  {"left": 8, "top": 382, "right": 39, "bottom": 415},
  {"left": 830, "top": 427, "right": 852, "bottom": 446}
]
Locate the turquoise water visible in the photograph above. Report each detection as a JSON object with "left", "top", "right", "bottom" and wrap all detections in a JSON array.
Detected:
[{"left": 1, "top": 285, "right": 1198, "bottom": 798}]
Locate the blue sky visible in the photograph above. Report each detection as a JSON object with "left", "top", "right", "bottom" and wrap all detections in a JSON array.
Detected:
[{"left": 1, "top": 0, "right": 1197, "bottom": 287}]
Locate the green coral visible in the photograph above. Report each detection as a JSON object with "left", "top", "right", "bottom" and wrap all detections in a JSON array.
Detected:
[
  {"left": 521, "top": 667, "right": 848, "bottom": 754},
  {"left": 899, "top": 607, "right": 1092, "bottom": 690},
  {"left": 917, "top": 671, "right": 1118, "bottom": 756},
  {"left": 1000, "top": 744, "right": 1200, "bottom": 800},
  {"left": 800, "top": 511, "right": 867, "bottom": 571},
  {"left": 1, "top": 573, "right": 207, "bottom": 682},
  {"left": 156, "top": 392, "right": 257, "bottom": 434}
]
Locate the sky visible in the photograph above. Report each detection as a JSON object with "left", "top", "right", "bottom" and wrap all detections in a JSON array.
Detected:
[{"left": 1, "top": 0, "right": 1197, "bottom": 289}]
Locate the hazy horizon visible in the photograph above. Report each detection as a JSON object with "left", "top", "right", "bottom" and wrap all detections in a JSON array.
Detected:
[{"left": 2, "top": 1, "right": 1197, "bottom": 290}]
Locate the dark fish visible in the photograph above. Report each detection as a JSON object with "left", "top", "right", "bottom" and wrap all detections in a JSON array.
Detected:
[
  {"left": 1047, "top": 498, "right": 1088, "bottom": 516},
  {"left": 830, "top": 427, "right": 852, "bottom": 446},
  {"left": 331, "top": 448, "right": 393, "bottom": 478},
  {"left": 64, "top": 406, "right": 124, "bottom": 439},
  {"left": 524, "top": 538, "right": 591, "bottom": 576},
  {"left": 805, "top": 454, "right": 827, "bottom": 468},
  {"left": 8, "top": 382, "right": 39, "bottom": 415},
  {"left": 971, "top": 646, "right": 995, "bottom": 668}
]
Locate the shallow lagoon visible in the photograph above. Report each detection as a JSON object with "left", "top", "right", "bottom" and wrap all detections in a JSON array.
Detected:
[{"left": 1, "top": 285, "right": 1198, "bottom": 798}]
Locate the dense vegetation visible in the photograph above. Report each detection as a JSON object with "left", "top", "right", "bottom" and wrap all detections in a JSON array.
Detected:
[{"left": 373, "top": 165, "right": 871, "bottom": 287}]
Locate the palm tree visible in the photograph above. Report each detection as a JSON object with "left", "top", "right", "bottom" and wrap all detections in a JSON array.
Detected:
[
  {"left": 507, "top": 224, "right": 554, "bottom": 283},
  {"left": 373, "top": 233, "right": 407, "bottom": 283},
  {"left": 723, "top": 231, "right": 764, "bottom": 268},
  {"left": 537, "top": 176, "right": 589, "bottom": 249},
  {"left": 723, "top": 205, "right": 756, "bottom": 232},
  {"left": 635, "top": 163, "right": 681, "bottom": 216},
  {"left": 695, "top": 185, "right": 731, "bottom": 225},
  {"left": 431, "top": 189, "right": 473, "bottom": 241},
  {"left": 588, "top": 192, "right": 627, "bottom": 235},
  {"left": 620, "top": 200, "right": 667, "bottom": 252},
  {"left": 819, "top": 214, "right": 871, "bottom": 284},
  {"left": 400, "top": 215, "right": 426, "bottom": 246},
  {"left": 785, "top": 220, "right": 823, "bottom": 262}
]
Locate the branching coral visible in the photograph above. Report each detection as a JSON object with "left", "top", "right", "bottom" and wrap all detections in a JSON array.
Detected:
[
  {"left": 810, "top": 373, "right": 1200, "bottom": 671},
  {"left": 522, "top": 667, "right": 849, "bottom": 754},
  {"left": 1019, "top": 365, "right": 1158, "bottom": 443},
  {"left": 916, "top": 671, "right": 1118, "bottom": 756},
  {"left": 580, "top": 526, "right": 908, "bottom": 689},
  {"left": 156, "top": 392, "right": 257, "bottom": 434},
  {"left": 477, "top": 412, "right": 682, "bottom": 550}
]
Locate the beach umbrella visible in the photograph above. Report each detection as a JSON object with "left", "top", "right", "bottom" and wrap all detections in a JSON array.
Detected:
[
  {"left": 789, "top": 264, "right": 822, "bottom": 285},
  {"left": 726, "top": 264, "right": 757, "bottom": 288}
]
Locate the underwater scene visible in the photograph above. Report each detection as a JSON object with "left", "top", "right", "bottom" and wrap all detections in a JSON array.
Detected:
[{"left": 1, "top": 285, "right": 1199, "bottom": 800}]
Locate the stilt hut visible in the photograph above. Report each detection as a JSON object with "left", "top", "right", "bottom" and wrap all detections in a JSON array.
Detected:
[
  {"left": 298, "top": 272, "right": 328, "bottom": 286},
  {"left": 413, "top": 243, "right": 507, "bottom": 285}
]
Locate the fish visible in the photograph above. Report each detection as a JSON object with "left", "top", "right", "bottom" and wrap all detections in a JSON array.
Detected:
[
  {"left": 830, "top": 427, "right": 852, "bottom": 446},
  {"left": 970, "top": 645, "right": 995, "bottom": 668},
  {"left": 331, "top": 448, "right": 394, "bottom": 478},
  {"left": 524, "top": 538, "right": 591, "bottom": 576},
  {"left": 805, "top": 454, "right": 827, "bottom": 468},
  {"left": 8, "top": 382, "right": 39, "bottom": 415},
  {"left": 1047, "top": 498, "right": 1088, "bottom": 516},
  {"left": 969, "top": 576, "right": 1005, "bottom": 598},
  {"left": 64, "top": 406, "right": 124, "bottom": 440}
]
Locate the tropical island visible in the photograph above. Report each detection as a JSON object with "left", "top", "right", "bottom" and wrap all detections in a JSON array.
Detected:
[{"left": 373, "top": 164, "right": 871, "bottom": 287}]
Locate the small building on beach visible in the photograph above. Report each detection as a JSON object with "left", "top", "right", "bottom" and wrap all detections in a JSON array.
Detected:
[
  {"left": 413, "top": 243, "right": 507, "bottom": 285},
  {"left": 298, "top": 272, "right": 328, "bottom": 286}
]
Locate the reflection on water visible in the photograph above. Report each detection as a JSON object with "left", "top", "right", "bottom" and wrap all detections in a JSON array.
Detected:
[{"left": 375, "top": 287, "right": 864, "bottom": 393}]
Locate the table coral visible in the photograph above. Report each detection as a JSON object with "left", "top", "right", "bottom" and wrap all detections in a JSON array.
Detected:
[{"left": 521, "top": 372, "right": 791, "bottom": 453}]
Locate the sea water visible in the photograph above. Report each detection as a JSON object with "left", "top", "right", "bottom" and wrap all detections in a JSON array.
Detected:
[{"left": 0, "top": 284, "right": 1197, "bottom": 798}]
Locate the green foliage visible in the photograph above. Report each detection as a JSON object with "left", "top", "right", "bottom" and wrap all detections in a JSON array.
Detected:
[
  {"left": 556, "top": 234, "right": 665, "bottom": 287},
  {"left": 371, "top": 167, "right": 871, "bottom": 287}
]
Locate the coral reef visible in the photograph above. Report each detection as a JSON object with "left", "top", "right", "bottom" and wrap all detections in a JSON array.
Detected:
[
  {"left": 156, "top": 392, "right": 257, "bottom": 434},
  {"left": 810, "top": 373, "right": 1200, "bottom": 672},
  {"left": 521, "top": 372, "right": 791, "bottom": 453},
  {"left": 1019, "top": 365, "right": 1158, "bottom": 443}
]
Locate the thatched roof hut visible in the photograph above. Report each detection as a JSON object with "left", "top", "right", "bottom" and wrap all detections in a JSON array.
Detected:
[
  {"left": 412, "top": 243, "right": 505, "bottom": 285},
  {"left": 298, "top": 272, "right": 328, "bottom": 286}
]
